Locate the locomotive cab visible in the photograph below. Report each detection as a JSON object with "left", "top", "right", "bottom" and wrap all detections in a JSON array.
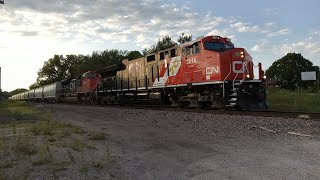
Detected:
[
  {"left": 204, "top": 36, "right": 267, "bottom": 110},
  {"left": 77, "top": 71, "right": 101, "bottom": 93}
]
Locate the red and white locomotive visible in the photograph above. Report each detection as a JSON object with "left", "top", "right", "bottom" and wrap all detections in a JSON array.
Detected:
[
  {"left": 98, "top": 35, "right": 267, "bottom": 110},
  {"left": 10, "top": 35, "right": 267, "bottom": 110}
]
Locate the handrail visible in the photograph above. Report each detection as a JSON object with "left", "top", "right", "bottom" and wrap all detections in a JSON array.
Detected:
[
  {"left": 232, "top": 61, "right": 248, "bottom": 91},
  {"left": 223, "top": 64, "right": 232, "bottom": 97},
  {"left": 232, "top": 67, "right": 242, "bottom": 91}
]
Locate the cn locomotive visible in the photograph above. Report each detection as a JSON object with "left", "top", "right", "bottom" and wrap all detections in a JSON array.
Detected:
[{"left": 10, "top": 35, "right": 268, "bottom": 110}]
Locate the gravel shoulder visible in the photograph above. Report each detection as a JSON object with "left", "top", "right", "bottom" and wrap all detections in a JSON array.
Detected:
[{"left": 48, "top": 104, "right": 320, "bottom": 180}]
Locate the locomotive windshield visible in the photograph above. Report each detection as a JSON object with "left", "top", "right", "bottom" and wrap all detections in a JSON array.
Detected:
[{"left": 204, "top": 42, "right": 234, "bottom": 52}]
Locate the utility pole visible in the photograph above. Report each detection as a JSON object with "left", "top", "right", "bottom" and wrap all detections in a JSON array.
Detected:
[
  {"left": 0, "top": 67, "right": 2, "bottom": 101},
  {"left": 0, "top": 67, "right": 2, "bottom": 91}
]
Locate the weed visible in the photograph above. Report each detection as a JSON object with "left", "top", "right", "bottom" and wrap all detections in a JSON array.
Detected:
[
  {"left": 52, "top": 161, "right": 69, "bottom": 173},
  {"left": 47, "top": 136, "right": 56, "bottom": 143},
  {"left": 79, "top": 163, "right": 89, "bottom": 174},
  {"left": 79, "top": 150, "right": 88, "bottom": 175},
  {"left": 0, "top": 168, "right": 5, "bottom": 180},
  {"left": 28, "top": 120, "right": 69, "bottom": 136},
  {"left": 67, "top": 150, "right": 75, "bottom": 163},
  {"left": 93, "top": 161, "right": 103, "bottom": 169},
  {"left": 0, "top": 138, "right": 6, "bottom": 152},
  {"left": 89, "top": 132, "right": 106, "bottom": 140},
  {"left": 109, "top": 172, "right": 116, "bottom": 178},
  {"left": 9, "top": 121, "right": 17, "bottom": 137},
  {"left": 70, "top": 139, "right": 88, "bottom": 152},
  {"left": 32, "top": 141, "right": 52, "bottom": 166},
  {"left": 71, "top": 126, "right": 87, "bottom": 134},
  {"left": 55, "top": 129, "right": 71, "bottom": 139},
  {"left": 105, "top": 147, "right": 112, "bottom": 159},
  {"left": 14, "top": 136, "right": 37, "bottom": 155}
]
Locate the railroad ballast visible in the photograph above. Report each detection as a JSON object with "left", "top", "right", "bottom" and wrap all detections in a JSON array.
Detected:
[{"left": 10, "top": 35, "right": 268, "bottom": 110}]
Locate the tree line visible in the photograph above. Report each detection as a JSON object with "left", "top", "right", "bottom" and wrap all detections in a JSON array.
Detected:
[{"left": 28, "top": 33, "right": 192, "bottom": 90}]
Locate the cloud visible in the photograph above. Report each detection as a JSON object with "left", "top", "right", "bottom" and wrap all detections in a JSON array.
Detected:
[
  {"left": 267, "top": 28, "right": 289, "bottom": 37},
  {"left": 3, "top": 0, "right": 281, "bottom": 52},
  {"left": 230, "top": 22, "right": 260, "bottom": 32},
  {"left": 3, "top": 0, "right": 261, "bottom": 49},
  {"left": 251, "top": 45, "right": 263, "bottom": 52},
  {"left": 276, "top": 41, "right": 320, "bottom": 54}
]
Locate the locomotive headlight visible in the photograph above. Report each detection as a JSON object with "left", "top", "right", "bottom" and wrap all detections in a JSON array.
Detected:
[
  {"left": 263, "top": 75, "right": 266, "bottom": 79},
  {"left": 240, "top": 51, "right": 245, "bottom": 58},
  {"left": 246, "top": 74, "right": 250, "bottom": 79}
]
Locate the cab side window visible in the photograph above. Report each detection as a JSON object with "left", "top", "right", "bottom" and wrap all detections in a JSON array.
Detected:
[{"left": 183, "top": 42, "right": 200, "bottom": 56}]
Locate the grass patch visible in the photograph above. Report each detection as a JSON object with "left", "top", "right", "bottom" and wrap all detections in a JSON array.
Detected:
[
  {"left": 32, "top": 141, "right": 52, "bottom": 166},
  {"left": 70, "top": 139, "right": 89, "bottom": 152},
  {"left": 267, "top": 87, "right": 320, "bottom": 112},
  {"left": 14, "top": 136, "right": 37, "bottom": 155},
  {"left": 27, "top": 120, "right": 67, "bottom": 136},
  {"left": 52, "top": 161, "right": 70, "bottom": 173},
  {"left": 79, "top": 150, "right": 88, "bottom": 175},
  {"left": 89, "top": 132, "right": 106, "bottom": 140},
  {"left": 0, "top": 101, "right": 44, "bottom": 123},
  {"left": 93, "top": 161, "right": 103, "bottom": 169},
  {"left": 0, "top": 138, "right": 9, "bottom": 157},
  {"left": 70, "top": 126, "right": 87, "bottom": 134}
]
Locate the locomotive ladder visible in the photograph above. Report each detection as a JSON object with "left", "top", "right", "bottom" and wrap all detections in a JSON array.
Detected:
[
  {"left": 225, "top": 64, "right": 245, "bottom": 108},
  {"left": 225, "top": 81, "right": 241, "bottom": 107}
]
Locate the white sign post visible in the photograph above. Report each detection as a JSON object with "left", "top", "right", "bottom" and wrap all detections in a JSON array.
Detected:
[{"left": 301, "top": 71, "right": 316, "bottom": 81}]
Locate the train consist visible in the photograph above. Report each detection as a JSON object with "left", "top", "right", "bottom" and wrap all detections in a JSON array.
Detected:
[{"left": 10, "top": 35, "right": 268, "bottom": 110}]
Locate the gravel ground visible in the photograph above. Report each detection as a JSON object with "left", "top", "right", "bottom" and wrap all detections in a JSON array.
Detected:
[{"left": 44, "top": 104, "right": 320, "bottom": 180}]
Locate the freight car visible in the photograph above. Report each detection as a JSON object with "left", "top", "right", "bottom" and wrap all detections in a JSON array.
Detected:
[{"left": 9, "top": 35, "right": 268, "bottom": 110}]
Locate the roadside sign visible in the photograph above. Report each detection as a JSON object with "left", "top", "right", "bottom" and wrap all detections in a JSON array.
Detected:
[{"left": 301, "top": 71, "right": 316, "bottom": 81}]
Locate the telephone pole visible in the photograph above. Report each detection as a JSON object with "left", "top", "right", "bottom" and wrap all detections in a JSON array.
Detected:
[{"left": 0, "top": 67, "right": 2, "bottom": 91}]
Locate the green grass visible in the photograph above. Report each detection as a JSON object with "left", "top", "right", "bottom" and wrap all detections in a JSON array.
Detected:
[
  {"left": 88, "top": 132, "right": 106, "bottom": 141},
  {"left": 267, "top": 87, "right": 320, "bottom": 112},
  {"left": 32, "top": 141, "right": 52, "bottom": 166},
  {"left": 0, "top": 101, "right": 41, "bottom": 115},
  {"left": 0, "top": 101, "right": 43, "bottom": 124}
]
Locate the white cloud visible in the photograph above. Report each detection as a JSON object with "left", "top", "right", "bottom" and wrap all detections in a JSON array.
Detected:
[
  {"left": 260, "top": 41, "right": 320, "bottom": 59},
  {"left": 251, "top": 45, "right": 263, "bottom": 52},
  {"left": 267, "top": 28, "right": 289, "bottom": 37},
  {"left": 230, "top": 22, "right": 260, "bottom": 32}
]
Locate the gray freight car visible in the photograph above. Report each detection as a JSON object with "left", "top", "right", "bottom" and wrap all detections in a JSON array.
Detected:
[
  {"left": 43, "top": 82, "right": 62, "bottom": 102},
  {"left": 28, "top": 89, "right": 35, "bottom": 101},
  {"left": 34, "top": 87, "right": 43, "bottom": 102}
]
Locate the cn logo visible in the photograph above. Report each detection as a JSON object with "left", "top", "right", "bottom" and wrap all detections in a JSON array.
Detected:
[
  {"left": 206, "top": 66, "right": 219, "bottom": 74},
  {"left": 232, "top": 61, "right": 246, "bottom": 73}
]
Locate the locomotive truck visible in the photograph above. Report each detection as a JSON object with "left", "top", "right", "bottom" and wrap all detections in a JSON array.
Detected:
[{"left": 10, "top": 35, "right": 268, "bottom": 110}]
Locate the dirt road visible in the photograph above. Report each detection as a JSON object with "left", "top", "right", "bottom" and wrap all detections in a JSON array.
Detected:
[{"left": 48, "top": 104, "right": 320, "bottom": 180}]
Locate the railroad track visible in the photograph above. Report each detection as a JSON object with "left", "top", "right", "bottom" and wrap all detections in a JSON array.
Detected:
[{"left": 35, "top": 102, "right": 320, "bottom": 121}]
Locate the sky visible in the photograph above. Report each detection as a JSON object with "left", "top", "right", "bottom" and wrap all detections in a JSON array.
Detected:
[{"left": 0, "top": 0, "right": 319, "bottom": 92}]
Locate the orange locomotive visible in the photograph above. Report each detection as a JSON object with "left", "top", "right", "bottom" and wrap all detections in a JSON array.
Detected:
[{"left": 98, "top": 35, "right": 268, "bottom": 110}]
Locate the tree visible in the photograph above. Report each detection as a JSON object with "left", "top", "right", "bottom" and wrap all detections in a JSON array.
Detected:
[
  {"left": 265, "top": 53, "right": 319, "bottom": 90},
  {"left": 177, "top": 33, "right": 192, "bottom": 44},
  {"left": 9, "top": 88, "right": 27, "bottom": 96},
  {"left": 126, "top": 50, "right": 143, "bottom": 60},
  {"left": 29, "top": 82, "right": 39, "bottom": 90},
  {"left": 36, "top": 55, "right": 66, "bottom": 86},
  {"left": 143, "top": 35, "right": 177, "bottom": 55},
  {"left": 32, "top": 49, "right": 140, "bottom": 87}
]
